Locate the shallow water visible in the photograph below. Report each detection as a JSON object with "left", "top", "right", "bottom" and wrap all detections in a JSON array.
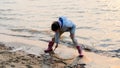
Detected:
[{"left": 0, "top": 0, "right": 120, "bottom": 57}]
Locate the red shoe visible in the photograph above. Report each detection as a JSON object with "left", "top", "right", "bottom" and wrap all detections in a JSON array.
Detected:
[
  {"left": 44, "top": 41, "right": 54, "bottom": 53},
  {"left": 76, "top": 46, "right": 83, "bottom": 57},
  {"left": 44, "top": 49, "right": 53, "bottom": 53},
  {"left": 79, "top": 55, "right": 84, "bottom": 58}
]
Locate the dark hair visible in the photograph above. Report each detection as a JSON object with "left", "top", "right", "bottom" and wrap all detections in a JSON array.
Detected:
[{"left": 51, "top": 21, "right": 60, "bottom": 31}]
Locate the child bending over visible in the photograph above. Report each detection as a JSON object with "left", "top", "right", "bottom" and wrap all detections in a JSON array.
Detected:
[{"left": 44, "top": 16, "right": 83, "bottom": 57}]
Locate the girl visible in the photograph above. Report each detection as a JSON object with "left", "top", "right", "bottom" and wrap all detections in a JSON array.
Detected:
[{"left": 44, "top": 16, "right": 83, "bottom": 57}]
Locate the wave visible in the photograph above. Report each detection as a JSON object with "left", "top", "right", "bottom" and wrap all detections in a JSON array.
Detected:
[{"left": 76, "top": 26, "right": 99, "bottom": 31}]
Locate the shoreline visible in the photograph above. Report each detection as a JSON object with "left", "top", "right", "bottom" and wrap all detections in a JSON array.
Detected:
[{"left": 0, "top": 34, "right": 120, "bottom": 68}]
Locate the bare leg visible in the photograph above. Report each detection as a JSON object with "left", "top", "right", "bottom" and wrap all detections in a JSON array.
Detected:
[{"left": 70, "top": 34, "right": 83, "bottom": 57}]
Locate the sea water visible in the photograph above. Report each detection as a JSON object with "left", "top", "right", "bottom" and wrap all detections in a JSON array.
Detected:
[{"left": 0, "top": 0, "right": 120, "bottom": 58}]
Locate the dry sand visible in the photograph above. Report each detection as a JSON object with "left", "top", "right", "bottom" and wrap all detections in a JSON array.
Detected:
[{"left": 0, "top": 34, "right": 120, "bottom": 68}]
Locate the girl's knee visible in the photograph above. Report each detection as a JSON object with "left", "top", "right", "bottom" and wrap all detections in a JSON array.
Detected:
[{"left": 70, "top": 34, "right": 74, "bottom": 39}]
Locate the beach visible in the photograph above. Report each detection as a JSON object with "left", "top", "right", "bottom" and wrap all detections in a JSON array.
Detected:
[
  {"left": 0, "top": 0, "right": 120, "bottom": 68},
  {"left": 0, "top": 34, "right": 120, "bottom": 68}
]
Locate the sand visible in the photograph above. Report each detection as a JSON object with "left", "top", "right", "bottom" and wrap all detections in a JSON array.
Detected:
[{"left": 0, "top": 34, "right": 120, "bottom": 68}]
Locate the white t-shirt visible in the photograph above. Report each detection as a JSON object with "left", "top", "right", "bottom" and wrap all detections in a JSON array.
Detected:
[{"left": 54, "top": 16, "right": 76, "bottom": 44}]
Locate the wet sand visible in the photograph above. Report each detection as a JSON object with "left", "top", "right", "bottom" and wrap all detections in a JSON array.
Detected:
[
  {"left": 0, "top": 34, "right": 120, "bottom": 68},
  {"left": 0, "top": 43, "right": 41, "bottom": 68}
]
